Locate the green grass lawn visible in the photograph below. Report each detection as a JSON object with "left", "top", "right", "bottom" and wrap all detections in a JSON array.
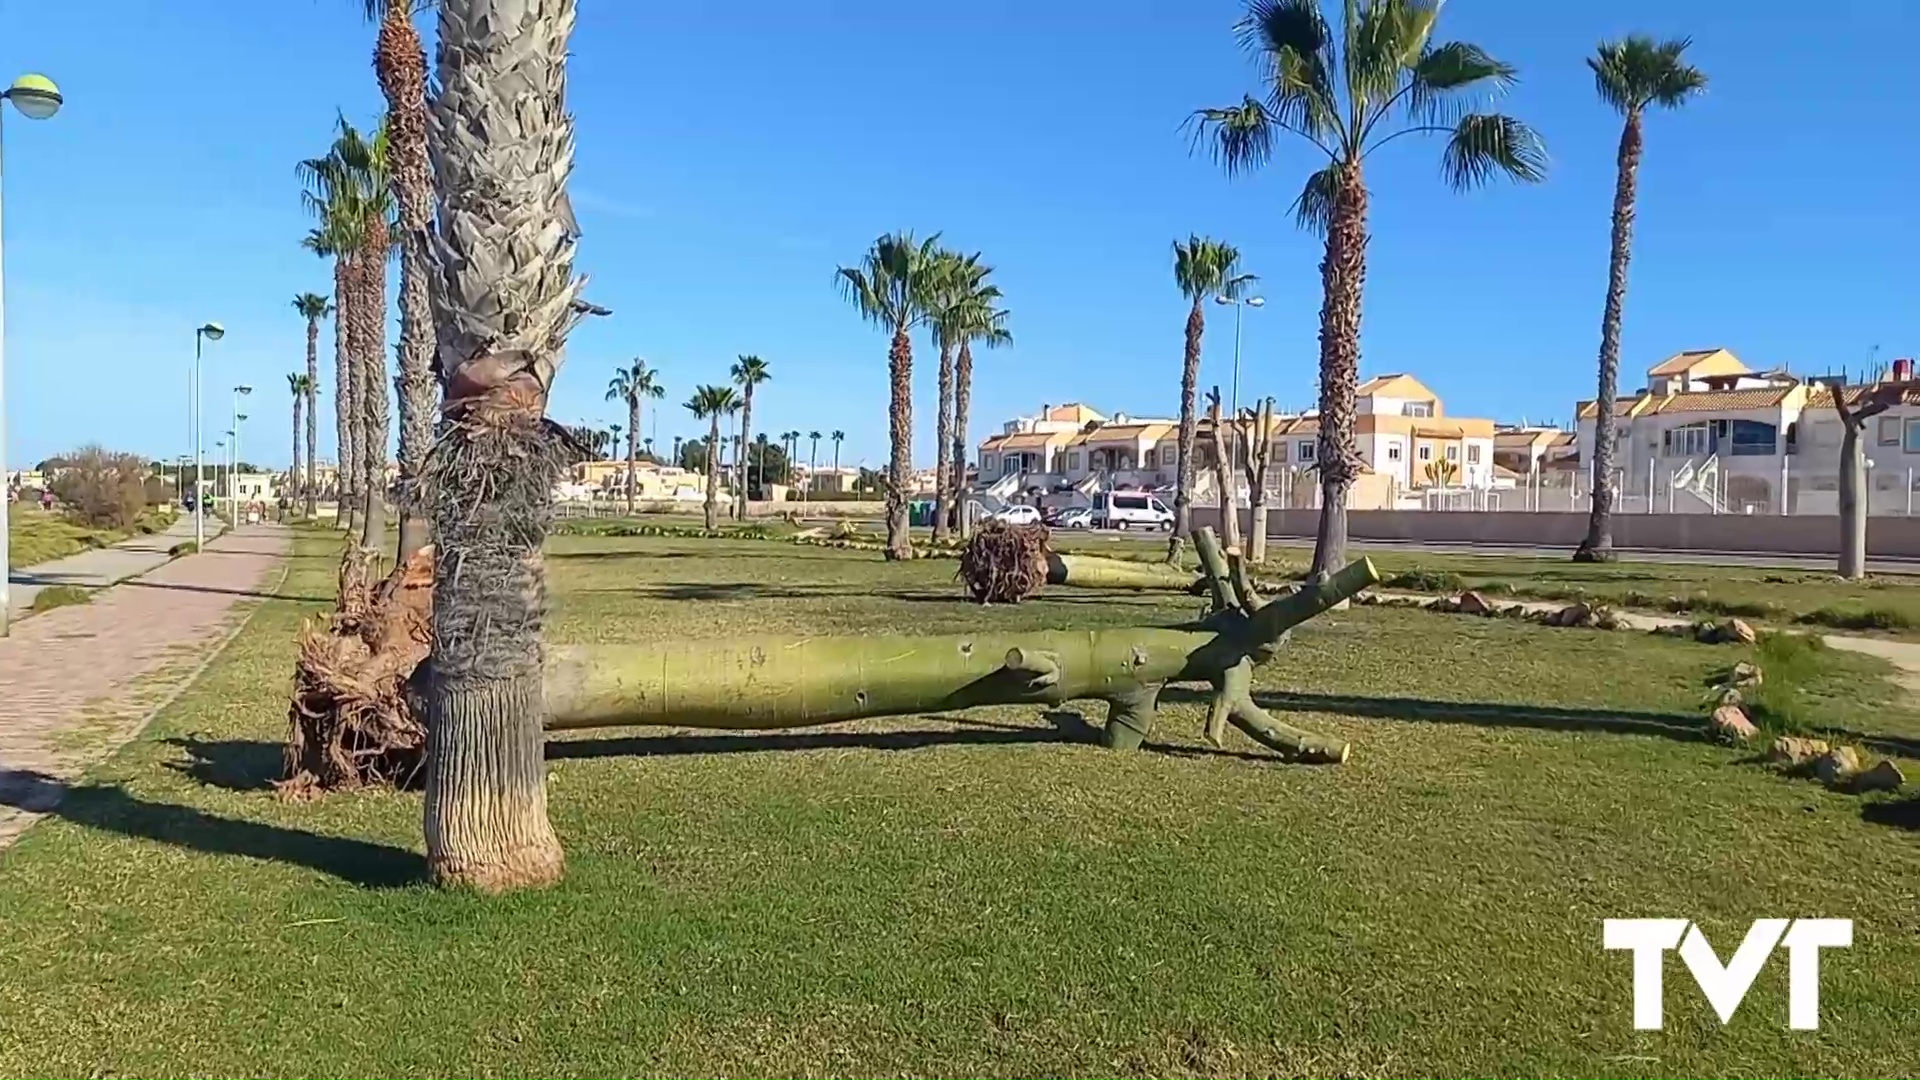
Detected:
[
  {"left": 1051, "top": 530, "right": 1920, "bottom": 637},
  {"left": 6, "top": 506, "right": 175, "bottom": 568},
  {"left": 2, "top": 528, "right": 1918, "bottom": 1076}
]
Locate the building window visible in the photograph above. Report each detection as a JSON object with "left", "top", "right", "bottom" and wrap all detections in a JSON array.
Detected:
[
  {"left": 1066, "top": 451, "right": 1081, "bottom": 470},
  {"left": 1905, "top": 419, "right": 1920, "bottom": 454},
  {"left": 1418, "top": 444, "right": 1432, "bottom": 462},
  {"left": 1445, "top": 444, "right": 1460, "bottom": 461},
  {"left": 1273, "top": 441, "right": 1288, "bottom": 464},
  {"left": 1404, "top": 401, "right": 1434, "bottom": 418},
  {"left": 981, "top": 454, "right": 997, "bottom": 474},
  {"left": 1881, "top": 416, "right": 1902, "bottom": 446},
  {"left": 1387, "top": 444, "right": 1402, "bottom": 461},
  {"left": 1664, "top": 423, "right": 1710, "bottom": 457},
  {"left": 1466, "top": 444, "right": 1481, "bottom": 464},
  {"left": 1298, "top": 441, "right": 1316, "bottom": 462},
  {"left": 1143, "top": 448, "right": 1157, "bottom": 468}
]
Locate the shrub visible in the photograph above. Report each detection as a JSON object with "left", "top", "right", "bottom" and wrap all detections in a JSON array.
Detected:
[
  {"left": 168, "top": 541, "right": 199, "bottom": 558},
  {"left": 1796, "top": 604, "right": 1915, "bottom": 633},
  {"left": 29, "top": 585, "right": 93, "bottom": 613},
  {"left": 1383, "top": 569, "right": 1464, "bottom": 593},
  {"left": 48, "top": 445, "right": 150, "bottom": 530},
  {"left": 1740, "top": 634, "right": 1829, "bottom": 735}
]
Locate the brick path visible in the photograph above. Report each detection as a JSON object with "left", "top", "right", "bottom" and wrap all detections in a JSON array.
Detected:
[{"left": 0, "top": 524, "right": 289, "bottom": 848}]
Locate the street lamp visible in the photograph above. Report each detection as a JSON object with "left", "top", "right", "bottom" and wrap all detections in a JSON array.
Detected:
[
  {"left": 231, "top": 385, "right": 252, "bottom": 523},
  {"left": 1214, "top": 294, "right": 1266, "bottom": 481},
  {"left": 191, "top": 322, "right": 225, "bottom": 547},
  {"left": 0, "top": 73, "right": 64, "bottom": 636}
]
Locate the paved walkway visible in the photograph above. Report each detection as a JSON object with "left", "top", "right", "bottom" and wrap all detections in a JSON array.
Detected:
[
  {"left": 7, "top": 513, "right": 224, "bottom": 618},
  {"left": 0, "top": 524, "right": 288, "bottom": 848}
]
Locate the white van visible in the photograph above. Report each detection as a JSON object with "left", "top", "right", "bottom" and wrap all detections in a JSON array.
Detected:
[{"left": 1097, "top": 492, "right": 1174, "bottom": 530}]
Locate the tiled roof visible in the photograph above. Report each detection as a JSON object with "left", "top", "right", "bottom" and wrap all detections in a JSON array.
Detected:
[
  {"left": 981, "top": 432, "right": 1062, "bottom": 451},
  {"left": 1043, "top": 403, "right": 1105, "bottom": 423},
  {"left": 1356, "top": 373, "right": 1437, "bottom": 401},
  {"left": 1411, "top": 420, "right": 1495, "bottom": 439},
  {"left": 1644, "top": 387, "right": 1793, "bottom": 414},
  {"left": 1575, "top": 396, "right": 1648, "bottom": 420},
  {"left": 1648, "top": 347, "right": 1748, "bottom": 377},
  {"left": 1068, "top": 422, "right": 1174, "bottom": 446}
]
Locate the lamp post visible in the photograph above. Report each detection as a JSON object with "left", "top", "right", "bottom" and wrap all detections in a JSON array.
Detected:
[
  {"left": 231, "top": 384, "right": 251, "bottom": 523},
  {"left": 191, "top": 322, "right": 225, "bottom": 547},
  {"left": 0, "top": 74, "right": 64, "bottom": 636},
  {"left": 1213, "top": 293, "right": 1265, "bottom": 483}
]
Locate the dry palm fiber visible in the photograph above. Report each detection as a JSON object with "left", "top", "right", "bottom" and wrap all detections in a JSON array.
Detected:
[
  {"left": 958, "top": 519, "right": 1050, "bottom": 603},
  {"left": 279, "top": 543, "right": 435, "bottom": 798}
]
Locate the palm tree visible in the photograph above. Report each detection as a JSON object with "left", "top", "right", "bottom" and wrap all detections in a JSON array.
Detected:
[
  {"left": 302, "top": 221, "right": 359, "bottom": 532},
  {"left": 1192, "top": 0, "right": 1545, "bottom": 580},
  {"left": 806, "top": 430, "right": 822, "bottom": 497},
  {"left": 836, "top": 232, "right": 946, "bottom": 560},
  {"left": 686, "top": 385, "right": 740, "bottom": 532},
  {"left": 287, "top": 373, "right": 314, "bottom": 508},
  {"left": 643, "top": 436, "right": 654, "bottom": 460},
  {"left": 949, "top": 304, "right": 1010, "bottom": 541},
  {"left": 730, "top": 355, "right": 771, "bottom": 514},
  {"left": 1574, "top": 37, "right": 1707, "bottom": 563},
  {"left": 418, "top": 0, "right": 586, "bottom": 891},
  {"left": 605, "top": 359, "right": 665, "bottom": 514},
  {"left": 290, "top": 292, "right": 333, "bottom": 517},
  {"left": 929, "top": 251, "right": 1006, "bottom": 540},
  {"left": 361, "top": 0, "right": 438, "bottom": 562},
  {"left": 1167, "top": 236, "right": 1254, "bottom": 559},
  {"left": 300, "top": 115, "right": 396, "bottom": 553},
  {"left": 609, "top": 424, "right": 622, "bottom": 465},
  {"left": 831, "top": 429, "right": 845, "bottom": 480}
]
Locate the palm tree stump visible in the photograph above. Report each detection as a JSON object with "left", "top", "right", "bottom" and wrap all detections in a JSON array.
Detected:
[{"left": 281, "top": 526, "right": 1372, "bottom": 806}]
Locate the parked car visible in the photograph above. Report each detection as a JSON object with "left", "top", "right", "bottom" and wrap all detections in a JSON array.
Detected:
[
  {"left": 1095, "top": 491, "right": 1174, "bottom": 530},
  {"left": 994, "top": 504, "right": 1042, "bottom": 526},
  {"left": 1056, "top": 507, "right": 1095, "bottom": 529}
]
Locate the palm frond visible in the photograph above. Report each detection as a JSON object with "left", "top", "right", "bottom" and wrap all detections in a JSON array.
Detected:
[
  {"left": 1590, "top": 35, "right": 1707, "bottom": 115},
  {"left": 1234, "top": 0, "right": 1341, "bottom": 143},
  {"left": 1346, "top": 0, "right": 1437, "bottom": 116},
  {"left": 1441, "top": 113, "right": 1547, "bottom": 190},
  {"left": 1289, "top": 164, "right": 1344, "bottom": 235},
  {"left": 1186, "top": 98, "right": 1279, "bottom": 177}
]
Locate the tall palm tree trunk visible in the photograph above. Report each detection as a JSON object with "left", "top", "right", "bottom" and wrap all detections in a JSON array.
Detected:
[
  {"left": 932, "top": 340, "right": 954, "bottom": 541},
  {"left": 358, "top": 218, "right": 393, "bottom": 555},
  {"left": 951, "top": 340, "right": 974, "bottom": 540},
  {"left": 736, "top": 390, "right": 755, "bottom": 519},
  {"left": 1575, "top": 111, "right": 1643, "bottom": 563},
  {"left": 626, "top": 398, "right": 640, "bottom": 514},
  {"left": 704, "top": 422, "right": 722, "bottom": 531},
  {"left": 421, "top": 0, "right": 581, "bottom": 892},
  {"left": 335, "top": 257, "right": 360, "bottom": 533},
  {"left": 1309, "top": 162, "right": 1369, "bottom": 583},
  {"left": 1169, "top": 297, "right": 1205, "bottom": 561},
  {"left": 885, "top": 327, "right": 914, "bottom": 560},
  {"left": 379, "top": 3, "right": 439, "bottom": 563},
  {"left": 292, "top": 394, "right": 304, "bottom": 514},
  {"left": 304, "top": 316, "right": 321, "bottom": 518}
]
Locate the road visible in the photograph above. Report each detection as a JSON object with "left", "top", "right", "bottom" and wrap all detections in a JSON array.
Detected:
[{"left": 6, "top": 515, "right": 212, "bottom": 617}]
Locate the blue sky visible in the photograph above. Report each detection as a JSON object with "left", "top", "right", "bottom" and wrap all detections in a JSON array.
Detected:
[{"left": 3, "top": 0, "right": 1915, "bottom": 471}]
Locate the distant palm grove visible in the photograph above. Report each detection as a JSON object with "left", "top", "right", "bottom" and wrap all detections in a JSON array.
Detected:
[{"left": 288, "top": 0, "right": 1706, "bottom": 581}]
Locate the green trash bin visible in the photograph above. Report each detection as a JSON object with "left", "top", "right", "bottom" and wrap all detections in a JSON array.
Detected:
[{"left": 908, "top": 500, "right": 936, "bottom": 528}]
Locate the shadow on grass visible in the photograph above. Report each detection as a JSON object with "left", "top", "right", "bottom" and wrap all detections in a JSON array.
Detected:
[
  {"left": 1157, "top": 687, "right": 1710, "bottom": 743},
  {"left": 0, "top": 768, "right": 421, "bottom": 887},
  {"left": 548, "top": 712, "right": 1101, "bottom": 759},
  {"left": 125, "top": 580, "right": 333, "bottom": 603},
  {"left": 166, "top": 736, "right": 283, "bottom": 791},
  {"left": 1861, "top": 795, "right": 1920, "bottom": 832}
]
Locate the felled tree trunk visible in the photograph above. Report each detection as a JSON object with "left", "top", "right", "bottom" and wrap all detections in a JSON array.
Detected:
[{"left": 283, "top": 528, "right": 1377, "bottom": 796}]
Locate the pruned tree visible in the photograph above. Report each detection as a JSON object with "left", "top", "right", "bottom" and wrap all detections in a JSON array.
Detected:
[
  {"left": 1575, "top": 36, "right": 1707, "bottom": 563},
  {"left": 1191, "top": 0, "right": 1545, "bottom": 583},
  {"left": 1238, "top": 397, "right": 1276, "bottom": 562},
  {"left": 1423, "top": 457, "right": 1459, "bottom": 487},
  {"left": 1204, "top": 388, "right": 1244, "bottom": 555},
  {"left": 1826, "top": 378, "right": 1905, "bottom": 580}
]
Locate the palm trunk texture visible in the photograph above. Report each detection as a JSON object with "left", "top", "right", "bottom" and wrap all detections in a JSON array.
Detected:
[
  {"left": 1308, "top": 161, "right": 1368, "bottom": 584},
  {"left": 952, "top": 340, "right": 974, "bottom": 540},
  {"left": 885, "top": 327, "right": 914, "bottom": 561},
  {"left": 1840, "top": 422, "right": 1868, "bottom": 580},
  {"left": 380, "top": 4, "right": 439, "bottom": 563},
  {"left": 736, "top": 389, "right": 754, "bottom": 520},
  {"left": 705, "top": 424, "right": 721, "bottom": 531},
  {"left": 1576, "top": 110, "right": 1643, "bottom": 563},
  {"left": 358, "top": 217, "right": 393, "bottom": 556},
  {"left": 421, "top": 0, "right": 584, "bottom": 891},
  {"left": 305, "top": 316, "right": 321, "bottom": 518},
  {"left": 933, "top": 340, "right": 954, "bottom": 541},
  {"left": 291, "top": 397, "right": 304, "bottom": 512},
  {"left": 626, "top": 398, "right": 640, "bottom": 515},
  {"left": 335, "top": 257, "right": 360, "bottom": 534},
  {"left": 1169, "top": 298, "right": 1204, "bottom": 562}
]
